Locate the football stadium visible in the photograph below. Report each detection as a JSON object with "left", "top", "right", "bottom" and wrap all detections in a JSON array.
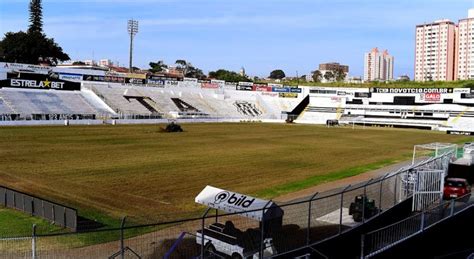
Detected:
[
  {"left": 0, "top": 61, "right": 473, "bottom": 258},
  {"left": 1, "top": 0, "right": 474, "bottom": 258}
]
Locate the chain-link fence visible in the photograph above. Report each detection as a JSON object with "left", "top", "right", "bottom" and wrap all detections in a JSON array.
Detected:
[{"left": 0, "top": 151, "right": 455, "bottom": 259}]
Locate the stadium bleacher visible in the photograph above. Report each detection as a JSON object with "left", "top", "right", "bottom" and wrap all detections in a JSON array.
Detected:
[
  {"left": 0, "top": 68, "right": 473, "bottom": 133},
  {"left": 0, "top": 88, "right": 98, "bottom": 117}
]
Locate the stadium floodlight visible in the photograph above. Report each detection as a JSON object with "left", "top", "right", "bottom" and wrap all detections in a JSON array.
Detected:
[{"left": 127, "top": 19, "right": 139, "bottom": 73}]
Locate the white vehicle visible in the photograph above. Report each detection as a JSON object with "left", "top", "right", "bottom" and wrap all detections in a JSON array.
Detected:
[{"left": 195, "top": 186, "right": 284, "bottom": 259}]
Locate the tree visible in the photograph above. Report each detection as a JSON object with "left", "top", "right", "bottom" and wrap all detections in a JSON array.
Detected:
[
  {"left": 175, "top": 59, "right": 189, "bottom": 75},
  {"left": 323, "top": 71, "right": 334, "bottom": 82},
  {"left": 72, "top": 61, "right": 86, "bottom": 65},
  {"left": 334, "top": 68, "right": 346, "bottom": 82},
  {"left": 174, "top": 59, "right": 205, "bottom": 79},
  {"left": 175, "top": 59, "right": 187, "bottom": 67},
  {"left": 28, "top": 0, "right": 43, "bottom": 33},
  {"left": 312, "top": 70, "right": 322, "bottom": 82},
  {"left": 269, "top": 69, "right": 285, "bottom": 80},
  {"left": 0, "top": 0, "right": 69, "bottom": 64},
  {"left": 148, "top": 60, "right": 168, "bottom": 73},
  {"left": 0, "top": 31, "right": 69, "bottom": 65},
  {"left": 208, "top": 69, "right": 250, "bottom": 82},
  {"left": 185, "top": 66, "right": 205, "bottom": 79}
]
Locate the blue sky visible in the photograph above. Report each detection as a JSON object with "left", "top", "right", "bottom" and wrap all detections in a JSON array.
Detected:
[{"left": 1, "top": 0, "right": 474, "bottom": 78}]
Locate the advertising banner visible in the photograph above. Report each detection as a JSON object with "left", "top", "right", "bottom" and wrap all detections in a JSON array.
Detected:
[
  {"left": 104, "top": 76, "right": 125, "bottom": 83},
  {"left": 461, "top": 93, "right": 474, "bottom": 99},
  {"left": 195, "top": 185, "right": 283, "bottom": 221},
  {"left": 184, "top": 77, "right": 198, "bottom": 83},
  {"left": 279, "top": 93, "right": 298, "bottom": 98},
  {"left": 447, "top": 131, "right": 474, "bottom": 136},
  {"left": 253, "top": 84, "right": 272, "bottom": 92},
  {"left": 0, "top": 76, "right": 80, "bottom": 91},
  {"left": 126, "top": 78, "right": 145, "bottom": 84},
  {"left": 125, "top": 73, "right": 146, "bottom": 79},
  {"left": 355, "top": 92, "right": 371, "bottom": 98},
  {"left": 201, "top": 82, "right": 219, "bottom": 89},
  {"left": 268, "top": 83, "right": 283, "bottom": 88},
  {"left": 453, "top": 88, "right": 470, "bottom": 94},
  {"left": 83, "top": 75, "right": 105, "bottom": 82},
  {"left": 423, "top": 92, "right": 441, "bottom": 102},
  {"left": 165, "top": 80, "right": 179, "bottom": 87},
  {"left": 290, "top": 88, "right": 302, "bottom": 93},
  {"left": 238, "top": 81, "right": 253, "bottom": 86},
  {"left": 59, "top": 73, "right": 83, "bottom": 81},
  {"left": 371, "top": 88, "right": 453, "bottom": 94},
  {"left": 211, "top": 79, "right": 225, "bottom": 85},
  {"left": 0, "top": 62, "right": 51, "bottom": 74},
  {"left": 236, "top": 85, "right": 253, "bottom": 91},
  {"left": 261, "top": 92, "right": 278, "bottom": 97},
  {"left": 147, "top": 79, "right": 165, "bottom": 86},
  {"left": 272, "top": 87, "right": 290, "bottom": 93}
]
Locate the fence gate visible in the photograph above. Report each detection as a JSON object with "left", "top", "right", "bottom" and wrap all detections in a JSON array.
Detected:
[{"left": 412, "top": 170, "right": 445, "bottom": 211}]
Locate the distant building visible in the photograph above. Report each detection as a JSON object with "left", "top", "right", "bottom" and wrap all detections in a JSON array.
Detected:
[
  {"left": 318, "top": 62, "right": 349, "bottom": 83},
  {"left": 83, "top": 60, "right": 96, "bottom": 66},
  {"left": 99, "top": 59, "right": 113, "bottom": 67},
  {"left": 239, "top": 67, "right": 246, "bottom": 77},
  {"left": 455, "top": 9, "right": 474, "bottom": 80},
  {"left": 415, "top": 19, "right": 456, "bottom": 81},
  {"left": 364, "top": 48, "right": 394, "bottom": 82},
  {"left": 346, "top": 76, "right": 363, "bottom": 84}
]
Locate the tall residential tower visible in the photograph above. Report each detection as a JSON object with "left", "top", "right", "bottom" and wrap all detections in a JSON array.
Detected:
[
  {"left": 455, "top": 10, "right": 474, "bottom": 80},
  {"left": 414, "top": 19, "right": 456, "bottom": 81},
  {"left": 364, "top": 48, "right": 394, "bottom": 82}
]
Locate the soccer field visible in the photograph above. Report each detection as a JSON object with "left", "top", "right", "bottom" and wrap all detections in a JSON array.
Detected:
[{"left": 0, "top": 123, "right": 469, "bottom": 224}]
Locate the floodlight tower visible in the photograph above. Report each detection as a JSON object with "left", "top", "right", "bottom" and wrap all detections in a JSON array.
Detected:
[{"left": 127, "top": 19, "right": 139, "bottom": 73}]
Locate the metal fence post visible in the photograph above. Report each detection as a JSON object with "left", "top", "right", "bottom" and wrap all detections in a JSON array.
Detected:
[
  {"left": 32, "top": 224, "right": 36, "bottom": 259},
  {"left": 394, "top": 173, "right": 398, "bottom": 205},
  {"left": 307, "top": 192, "right": 319, "bottom": 246},
  {"left": 120, "top": 216, "right": 126, "bottom": 259},
  {"left": 379, "top": 174, "right": 389, "bottom": 214},
  {"left": 450, "top": 199, "right": 455, "bottom": 216},
  {"left": 260, "top": 201, "right": 272, "bottom": 259},
  {"left": 363, "top": 179, "right": 373, "bottom": 224},
  {"left": 420, "top": 212, "right": 425, "bottom": 231},
  {"left": 360, "top": 234, "right": 365, "bottom": 259},
  {"left": 340, "top": 185, "right": 351, "bottom": 234},
  {"left": 201, "top": 208, "right": 211, "bottom": 259}
]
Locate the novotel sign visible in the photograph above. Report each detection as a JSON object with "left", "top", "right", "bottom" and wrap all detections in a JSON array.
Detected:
[{"left": 195, "top": 185, "right": 282, "bottom": 221}]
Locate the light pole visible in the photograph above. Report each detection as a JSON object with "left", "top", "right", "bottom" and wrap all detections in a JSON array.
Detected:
[
  {"left": 296, "top": 70, "right": 299, "bottom": 85},
  {"left": 127, "top": 19, "right": 139, "bottom": 73}
]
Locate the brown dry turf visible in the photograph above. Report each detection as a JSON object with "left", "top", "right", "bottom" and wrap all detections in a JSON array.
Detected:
[{"left": 0, "top": 123, "right": 469, "bottom": 224}]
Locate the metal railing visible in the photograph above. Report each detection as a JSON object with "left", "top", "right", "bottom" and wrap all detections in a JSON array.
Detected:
[
  {"left": 362, "top": 192, "right": 474, "bottom": 258},
  {"left": 0, "top": 186, "right": 77, "bottom": 232},
  {"left": 0, "top": 152, "right": 454, "bottom": 259}
]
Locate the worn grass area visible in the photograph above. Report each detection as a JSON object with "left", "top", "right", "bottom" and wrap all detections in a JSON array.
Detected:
[
  {"left": 0, "top": 123, "right": 469, "bottom": 226},
  {"left": 0, "top": 207, "right": 63, "bottom": 237}
]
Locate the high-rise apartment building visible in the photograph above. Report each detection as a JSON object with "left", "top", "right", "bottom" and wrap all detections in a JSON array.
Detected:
[
  {"left": 364, "top": 48, "right": 394, "bottom": 82},
  {"left": 455, "top": 10, "right": 474, "bottom": 80},
  {"left": 414, "top": 19, "right": 456, "bottom": 81}
]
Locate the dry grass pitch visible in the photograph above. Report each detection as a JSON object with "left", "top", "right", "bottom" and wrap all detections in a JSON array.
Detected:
[{"left": 0, "top": 123, "right": 469, "bottom": 225}]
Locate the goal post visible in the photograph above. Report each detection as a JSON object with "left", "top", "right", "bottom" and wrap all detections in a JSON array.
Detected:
[{"left": 412, "top": 143, "right": 458, "bottom": 165}]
